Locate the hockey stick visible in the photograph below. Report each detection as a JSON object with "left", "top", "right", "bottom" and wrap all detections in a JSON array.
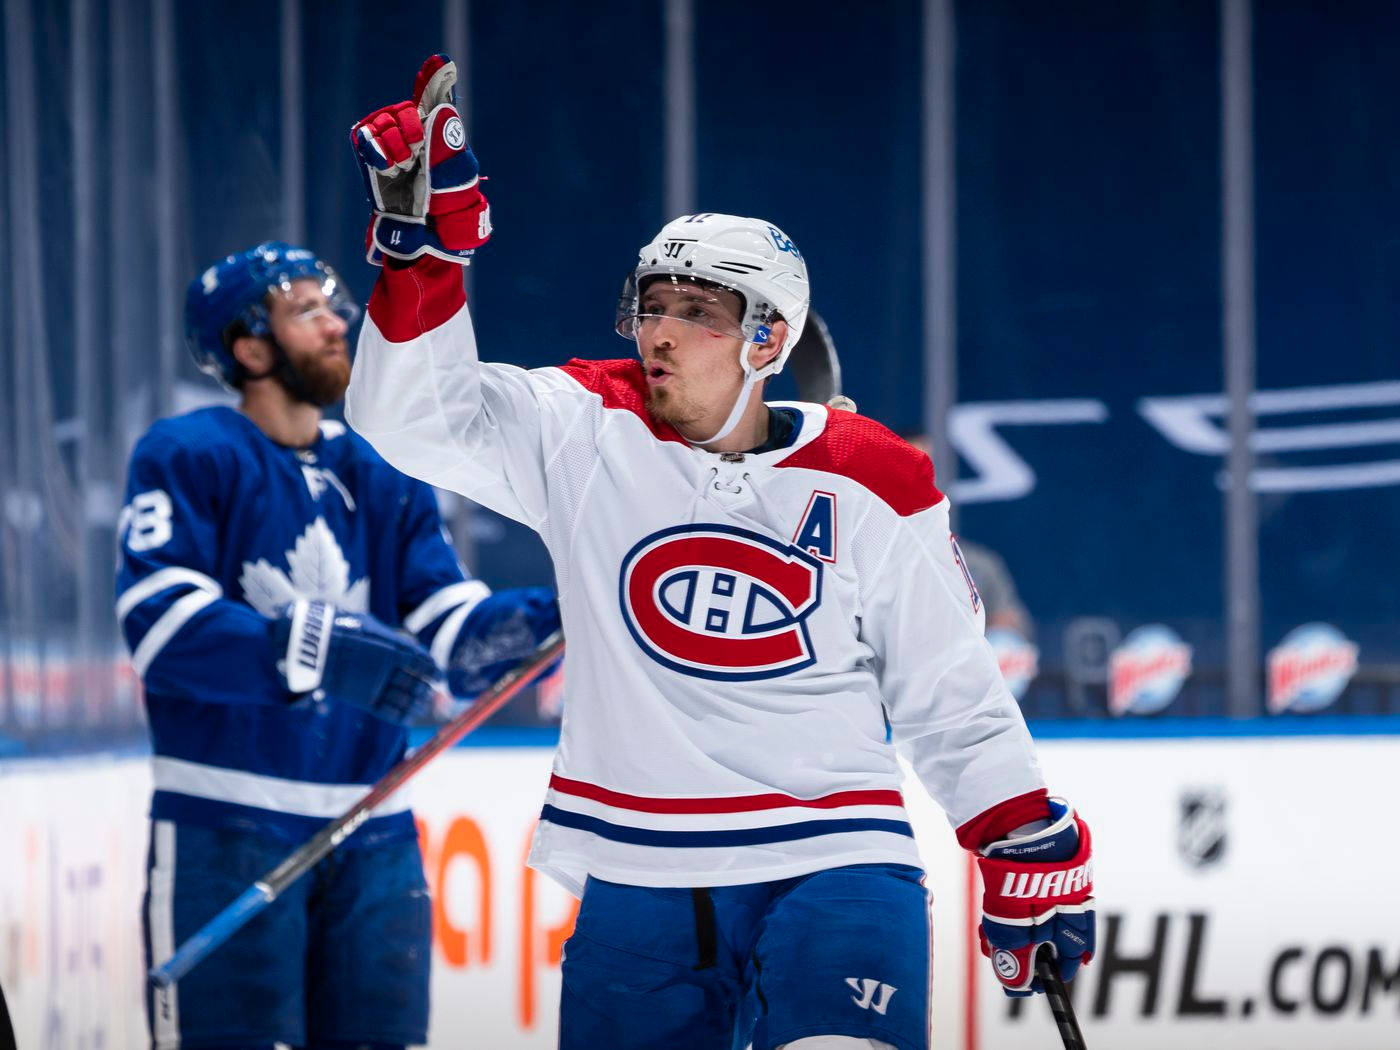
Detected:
[
  {"left": 789, "top": 309, "right": 857, "bottom": 413},
  {"left": 148, "top": 630, "right": 566, "bottom": 989},
  {"left": 0, "top": 977, "right": 15, "bottom": 1050},
  {"left": 1036, "top": 944, "right": 1088, "bottom": 1050}
]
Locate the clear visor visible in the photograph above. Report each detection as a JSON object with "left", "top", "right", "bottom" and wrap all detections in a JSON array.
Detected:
[
  {"left": 616, "top": 311, "right": 747, "bottom": 342},
  {"left": 614, "top": 273, "right": 747, "bottom": 341},
  {"left": 268, "top": 267, "right": 361, "bottom": 330}
]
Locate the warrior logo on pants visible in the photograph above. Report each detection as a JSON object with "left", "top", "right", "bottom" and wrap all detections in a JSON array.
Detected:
[{"left": 618, "top": 524, "right": 823, "bottom": 681}]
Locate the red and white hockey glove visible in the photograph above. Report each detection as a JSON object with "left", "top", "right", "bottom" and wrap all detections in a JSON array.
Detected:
[
  {"left": 975, "top": 797, "right": 1096, "bottom": 996},
  {"left": 350, "top": 53, "right": 491, "bottom": 266}
]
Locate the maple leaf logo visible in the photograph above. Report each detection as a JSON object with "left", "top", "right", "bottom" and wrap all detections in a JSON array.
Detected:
[{"left": 239, "top": 517, "right": 370, "bottom": 617}]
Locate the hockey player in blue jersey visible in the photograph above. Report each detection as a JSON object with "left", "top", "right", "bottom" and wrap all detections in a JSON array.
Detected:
[{"left": 117, "top": 240, "right": 559, "bottom": 1049}]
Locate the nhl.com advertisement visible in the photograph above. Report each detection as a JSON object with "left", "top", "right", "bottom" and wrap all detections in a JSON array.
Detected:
[
  {"left": 3, "top": 736, "right": 1398, "bottom": 1048},
  {"left": 934, "top": 737, "right": 1400, "bottom": 1050}
]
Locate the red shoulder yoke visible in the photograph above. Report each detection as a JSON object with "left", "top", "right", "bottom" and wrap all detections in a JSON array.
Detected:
[{"left": 777, "top": 409, "right": 944, "bottom": 517}]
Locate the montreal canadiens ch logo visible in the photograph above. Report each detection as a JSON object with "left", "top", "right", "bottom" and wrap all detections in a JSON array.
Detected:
[{"left": 619, "top": 524, "right": 824, "bottom": 681}]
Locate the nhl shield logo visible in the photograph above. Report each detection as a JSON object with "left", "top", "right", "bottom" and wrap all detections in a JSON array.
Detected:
[{"left": 1178, "top": 789, "right": 1227, "bottom": 869}]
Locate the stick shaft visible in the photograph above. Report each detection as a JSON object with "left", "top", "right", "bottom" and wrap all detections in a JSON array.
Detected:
[
  {"left": 149, "top": 631, "right": 565, "bottom": 988},
  {"left": 0, "top": 969, "right": 16, "bottom": 1050},
  {"left": 1036, "top": 946, "right": 1088, "bottom": 1050}
]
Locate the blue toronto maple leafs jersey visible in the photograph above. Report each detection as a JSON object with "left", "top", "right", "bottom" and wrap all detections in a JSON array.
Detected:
[{"left": 116, "top": 406, "right": 488, "bottom": 847}]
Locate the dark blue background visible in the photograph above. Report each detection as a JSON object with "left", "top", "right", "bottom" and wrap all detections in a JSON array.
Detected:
[{"left": 2, "top": 0, "right": 1397, "bottom": 740}]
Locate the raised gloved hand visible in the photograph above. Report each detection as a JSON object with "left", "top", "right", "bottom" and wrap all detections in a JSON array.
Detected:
[
  {"left": 976, "top": 798, "right": 1096, "bottom": 996},
  {"left": 447, "top": 586, "right": 561, "bottom": 699},
  {"left": 272, "top": 599, "right": 438, "bottom": 725},
  {"left": 350, "top": 53, "right": 491, "bottom": 266}
]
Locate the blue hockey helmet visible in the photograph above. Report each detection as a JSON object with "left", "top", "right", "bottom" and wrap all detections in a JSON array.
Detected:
[{"left": 184, "top": 240, "right": 360, "bottom": 388}]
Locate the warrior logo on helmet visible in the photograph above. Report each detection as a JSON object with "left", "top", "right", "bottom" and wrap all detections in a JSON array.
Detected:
[{"left": 619, "top": 524, "right": 824, "bottom": 681}]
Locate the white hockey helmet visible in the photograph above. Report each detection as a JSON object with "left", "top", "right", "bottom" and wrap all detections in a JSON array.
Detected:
[{"left": 617, "top": 213, "right": 811, "bottom": 379}]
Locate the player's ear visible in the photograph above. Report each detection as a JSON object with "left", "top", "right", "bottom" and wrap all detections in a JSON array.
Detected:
[
  {"left": 230, "top": 333, "right": 275, "bottom": 376},
  {"left": 750, "top": 319, "right": 787, "bottom": 370}
]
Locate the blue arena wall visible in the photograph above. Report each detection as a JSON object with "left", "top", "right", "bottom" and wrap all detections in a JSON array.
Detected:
[{"left": 1, "top": 1, "right": 1397, "bottom": 748}]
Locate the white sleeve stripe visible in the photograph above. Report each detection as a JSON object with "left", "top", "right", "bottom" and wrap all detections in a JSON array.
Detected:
[
  {"left": 116, "top": 567, "right": 221, "bottom": 624},
  {"left": 131, "top": 589, "right": 221, "bottom": 677},
  {"left": 403, "top": 579, "right": 491, "bottom": 634},
  {"left": 430, "top": 597, "right": 479, "bottom": 669}
]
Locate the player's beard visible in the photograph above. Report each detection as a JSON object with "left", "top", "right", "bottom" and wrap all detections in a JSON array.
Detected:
[
  {"left": 644, "top": 356, "right": 746, "bottom": 432},
  {"left": 645, "top": 382, "right": 706, "bottom": 429},
  {"left": 281, "top": 341, "right": 351, "bottom": 407}
]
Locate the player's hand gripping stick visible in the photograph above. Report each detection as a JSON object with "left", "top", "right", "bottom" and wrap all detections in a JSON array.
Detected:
[
  {"left": 975, "top": 798, "right": 1096, "bottom": 996},
  {"left": 272, "top": 599, "right": 439, "bottom": 725},
  {"left": 148, "top": 630, "right": 565, "bottom": 990},
  {"left": 447, "top": 586, "right": 562, "bottom": 699},
  {"left": 1036, "top": 942, "right": 1089, "bottom": 1050}
]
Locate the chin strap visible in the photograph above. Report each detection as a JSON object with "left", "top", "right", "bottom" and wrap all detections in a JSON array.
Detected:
[{"left": 689, "top": 331, "right": 777, "bottom": 447}]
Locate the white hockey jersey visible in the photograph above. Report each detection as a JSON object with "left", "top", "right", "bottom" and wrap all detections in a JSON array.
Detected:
[{"left": 346, "top": 259, "right": 1045, "bottom": 896}]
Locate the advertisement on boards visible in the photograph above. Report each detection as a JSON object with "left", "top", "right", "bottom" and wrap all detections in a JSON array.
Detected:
[{"left": 3, "top": 736, "right": 1399, "bottom": 1048}]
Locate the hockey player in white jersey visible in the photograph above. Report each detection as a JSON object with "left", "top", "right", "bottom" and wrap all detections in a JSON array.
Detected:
[
  {"left": 118, "top": 239, "right": 559, "bottom": 1048},
  {"left": 346, "top": 55, "right": 1095, "bottom": 1050}
]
